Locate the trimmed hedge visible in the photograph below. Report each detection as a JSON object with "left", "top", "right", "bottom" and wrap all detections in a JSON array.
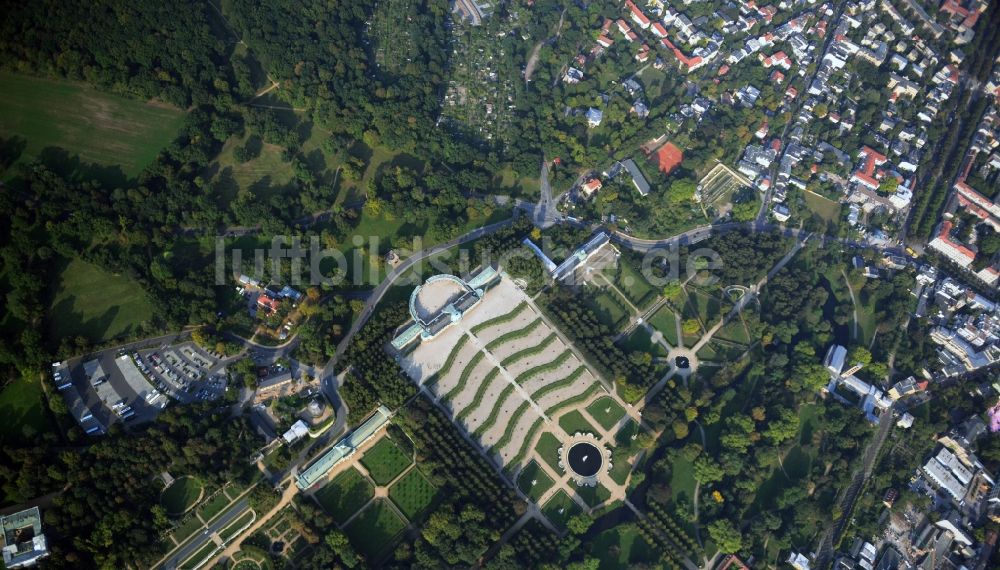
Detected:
[
  {"left": 499, "top": 332, "right": 557, "bottom": 367},
  {"left": 506, "top": 418, "right": 546, "bottom": 470},
  {"left": 456, "top": 367, "right": 501, "bottom": 421},
  {"left": 426, "top": 334, "right": 469, "bottom": 387},
  {"left": 471, "top": 302, "right": 529, "bottom": 335},
  {"left": 473, "top": 383, "right": 517, "bottom": 437},
  {"left": 444, "top": 350, "right": 485, "bottom": 401},
  {"left": 529, "top": 365, "right": 587, "bottom": 403},
  {"left": 486, "top": 318, "right": 543, "bottom": 351},
  {"left": 493, "top": 400, "right": 533, "bottom": 452},
  {"left": 545, "top": 382, "right": 601, "bottom": 416},
  {"left": 512, "top": 350, "right": 573, "bottom": 386}
]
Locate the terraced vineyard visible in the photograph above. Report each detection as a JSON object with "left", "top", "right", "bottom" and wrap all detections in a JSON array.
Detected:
[{"left": 399, "top": 277, "right": 611, "bottom": 470}]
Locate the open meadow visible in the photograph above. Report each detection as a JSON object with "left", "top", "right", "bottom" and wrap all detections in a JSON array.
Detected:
[{"left": 0, "top": 72, "right": 186, "bottom": 181}]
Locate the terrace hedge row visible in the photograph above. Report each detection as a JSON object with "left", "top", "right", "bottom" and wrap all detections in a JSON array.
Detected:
[
  {"left": 545, "top": 382, "right": 601, "bottom": 417},
  {"left": 471, "top": 302, "right": 529, "bottom": 335},
  {"left": 425, "top": 334, "right": 469, "bottom": 387},
  {"left": 455, "top": 367, "right": 501, "bottom": 421},
  {"left": 529, "top": 365, "right": 588, "bottom": 404},
  {"left": 485, "top": 318, "right": 544, "bottom": 351},
  {"left": 512, "top": 350, "right": 573, "bottom": 387},
  {"left": 499, "top": 332, "right": 557, "bottom": 367},
  {"left": 444, "top": 350, "right": 485, "bottom": 401},
  {"left": 473, "top": 383, "right": 517, "bottom": 437},
  {"left": 505, "top": 418, "right": 546, "bottom": 471},
  {"left": 492, "top": 400, "right": 536, "bottom": 454}
]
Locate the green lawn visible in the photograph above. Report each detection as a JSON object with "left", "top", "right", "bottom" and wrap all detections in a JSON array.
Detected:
[
  {"left": 494, "top": 164, "right": 539, "bottom": 199},
  {"left": 686, "top": 288, "right": 721, "bottom": 326},
  {"left": 696, "top": 343, "right": 718, "bottom": 360},
  {"left": 48, "top": 258, "right": 154, "bottom": 343},
  {"left": 171, "top": 516, "right": 204, "bottom": 544},
  {"left": 619, "top": 326, "right": 668, "bottom": 357},
  {"left": 0, "top": 374, "right": 47, "bottom": 445},
  {"left": 314, "top": 467, "right": 375, "bottom": 524},
  {"left": 388, "top": 468, "right": 437, "bottom": 521},
  {"left": 517, "top": 460, "right": 555, "bottom": 502},
  {"left": 210, "top": 133, "right": 297, "bottom": 204},
  {"left": 360, "top": 437, "right": 412, "bottom": 485},
  {"left": 669, "top": 457, "right": 697, "bottom": 509},
  {"left": 197, "top": 491, "right": 232, "bottom": 523},
  {"left": 535, "top": 431, "right": 563, "bottom": 472},
  {"left": 0, "top": 72, "right": 186, "bottom": 181},
  {"left": 220, "top": 511, "right": 255, "bottom": 542},
  {"left": 614, "top": 419, "right": 639, "bottom": 446},
  {"left": 798, "top": 403, "right": 821, "bottom": 446},
  {"left": 586, "top": 290, "right": 631, "bottom": 330},
  {"left": 804, "top": 191, "right": 842, "bottom": 224},
  {"left": 590, "top": 523, "right": 660, "bottom": 570},
  {"left": 344, "top": 500, "right": 407, "bottom": 560},
  {"left": 648, "top": 306, "right": 679, "bottom": 347},
  {"left": 541, "top": 490, "right": 583, "bottom": 530},
  {"left": 609, "top": 262, "right": 658, "bottom": 309},
  {"left": 180, "top": 541, "right": 218, "bottom": 570},
  {"left": 559, "top": 410, "right": 600, "bottom": 436},
  {"left": 609, "top": 455, "right": 632, "bottom": 486},
  {"left": 714, "top": 319, "right": 750, "bottom": 344},
  {"left": 161, "top": 476, "right": 203, "bottom": 516},
  {"left": 576, "top": 483, "right": 613, "bottom": 508},
  {"left": 585, "top": 397, "right": 626, "bottom": 431}
]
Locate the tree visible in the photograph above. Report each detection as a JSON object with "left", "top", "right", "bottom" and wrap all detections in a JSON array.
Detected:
[
  {"left": 673, "top": 420, "right": 690, "bottom": 439},
  {"left": 666, "top": 179, "right": 696, "bottom": 203},
  {"left": 566, "top": 514, "right": 593, "bottom": 535},
  {"left": 707, "top": 519, "right": 743, "bottom": 553},
  {"left": 663, "top": 281, "right": 683, "bottom": 301},
  {"left": 693, "top": 456, "right": 725, "bottom": 484},
  {"left": 682, "top": 319, "right": 701, "bottom": 335},
  {"left": 848, "top": 346, "right": 873, "bottom": 366}
]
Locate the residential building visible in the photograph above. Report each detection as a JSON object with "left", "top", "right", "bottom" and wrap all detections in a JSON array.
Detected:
[{"left": 1, "top": 508, "right": 48, "bottom": 569}]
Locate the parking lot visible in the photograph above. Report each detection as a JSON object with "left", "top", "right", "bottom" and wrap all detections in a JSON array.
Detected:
[
  {"left": 55, "top": 340, "right": 230, "bottom": 434},
  {"left": 136, "top": 342, "right": 228, "bottom": 405}
]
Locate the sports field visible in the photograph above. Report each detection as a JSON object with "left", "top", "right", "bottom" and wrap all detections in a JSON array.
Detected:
[
  {"left": 48, "top": 258, "right": 154, "bottom": 343},
  {"left": 0, "top": 72, "right": 186, "bottom": 178}
]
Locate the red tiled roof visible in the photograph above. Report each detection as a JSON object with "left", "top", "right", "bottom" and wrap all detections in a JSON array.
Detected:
[
  {"left": 934, "top": 220, "right": 976, "bottom": 260},
  {"left": 625, "top": 0, "right": 651, "bottom": 26},
  {"left": 660, "top": 37, "right": 702, "bottom": 69},
  {"left": 257, "top": 296, "right": 281, "bottom": 313},
  {"left": 581, "top": 178, "right": 602, "bottom": 194},
  {"left": 653, "top": 142, "right": 684, "bottom": 175}
]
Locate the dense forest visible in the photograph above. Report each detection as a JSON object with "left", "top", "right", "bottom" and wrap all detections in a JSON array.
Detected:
[{"left": 0, "top": 402, "right": 261, "bottom": 567}]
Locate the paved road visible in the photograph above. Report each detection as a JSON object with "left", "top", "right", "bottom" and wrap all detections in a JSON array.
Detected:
[
  {"left": 157, "top": 498, "right": 250, "bottom": 570},
  {"left": 756, "top": 0, "right": 849, "bottom": 220}
]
